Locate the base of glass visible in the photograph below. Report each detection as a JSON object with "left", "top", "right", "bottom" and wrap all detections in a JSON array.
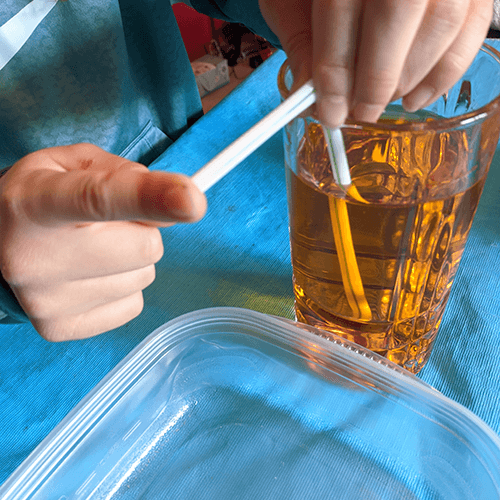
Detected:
[{"left": 294, "top": 301, "right": 438, "bottom": 374}]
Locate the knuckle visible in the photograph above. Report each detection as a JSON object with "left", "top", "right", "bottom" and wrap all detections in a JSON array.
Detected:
[
  {"left": 366, "top": 68, "right": 400, "bottom": 91},
  {"left": 474, "top": 0, "right": 494, "bottom": 26},
  {"left": 117, "top": 293, "right": 144, "bottom": 325},
  {"left": 440, "top": 50, "right": 470, "bottom": 80},
  {"left": 73, "top": 142, "right": 103, "bottom": 158},
  {"left": 315, "top": 57, "right": 351, "bottom": 75},
  {"left": 142, "top": 228, "right": 164, "bottom": 264},
  {"left": 129, "top": 292, "right": 145, "bottom": 318},
  {"left": 141, "top": 265, "right": 156, "bottom": 289},
  {"left": 356, "top": 68, "right": 399, "bottom": 105},
  {"left": 33, "top": 292, "right": 146, "bottom": 341},
  {"left": 380, "top": 0, "right": 426, "bottom": 12},
  {"left": 431, "top": 16, "right": 463, "bottom": 38},
  {"left": 34, "top": 326, "right": 61, "bottom": 343},
  {"left": 403, "top": 0, "right": 428, "bottom": 8},
  {"left": 33, "top": 319, "right": 71, "bottom": 342},
  {"left": 479, "top": 12, "right": 493, "bottom": 28},
  {"left": 77, "top": 174, "right": 111, "bottom": 221},
  {"left": 19, "top": 292, "right": 54, "bottom": 320},
  {"left": 0, "top": 251, "right": 33, "bottom": 287},
  {"left": 432, "top": 0, "right": 468, "bottom": 25},
  {"left": 0, "top": 260, "right": 20, "bottom": 287},
  {"left": 0, "top": 179, "right": 24, "bottom": 221},
  {"left": 314, "top": 63, "right": 351, "bottom": 97}
]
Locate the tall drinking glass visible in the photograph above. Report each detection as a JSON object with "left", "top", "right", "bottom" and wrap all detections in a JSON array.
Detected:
[{"left": 279, "top": 44, "right": 500, "bottom": 373}]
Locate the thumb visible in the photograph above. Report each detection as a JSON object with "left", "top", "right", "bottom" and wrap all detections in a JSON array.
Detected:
[{"left": 19, "top": 167, "right": 207, "bottom": 227}]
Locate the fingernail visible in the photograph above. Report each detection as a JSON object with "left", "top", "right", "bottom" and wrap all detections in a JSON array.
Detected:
[
  {"left": 165, "top": 182, "right": 194, "bottom": 219},
  {"left": 165, "top": 180, "right": 206, "bottom": 222},
  {"left": 317, "top": 95, "right": 349, "bottom": 129},
  {"left": 402, "top": 86, "right": 435, "bottom": 113}
]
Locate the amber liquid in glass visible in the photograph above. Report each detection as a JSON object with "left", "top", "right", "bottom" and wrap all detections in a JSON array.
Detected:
[{"left": 287, "top": 117, "right": 486, "bottom": 373}]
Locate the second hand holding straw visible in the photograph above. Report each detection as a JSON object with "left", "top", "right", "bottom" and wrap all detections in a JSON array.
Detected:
[{"left": 191, "top": 79, "right": 371, "bottom": 321}]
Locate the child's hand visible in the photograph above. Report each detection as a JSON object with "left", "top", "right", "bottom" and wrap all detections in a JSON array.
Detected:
[
  {"left": 259, "top": 0, "right": 493, "bottom": 127},
  {"left": 0, "top": 143, "right": 207, "bottom": 341}
]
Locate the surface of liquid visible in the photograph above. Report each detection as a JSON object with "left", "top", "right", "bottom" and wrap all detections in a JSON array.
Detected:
[{"left": 286, "top": 113, "right": 487, "bottom": 372}]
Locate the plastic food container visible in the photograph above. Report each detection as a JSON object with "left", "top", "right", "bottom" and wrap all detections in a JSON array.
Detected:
[{"left": 2, "top": 307, "right": 500, "bottom": 499}]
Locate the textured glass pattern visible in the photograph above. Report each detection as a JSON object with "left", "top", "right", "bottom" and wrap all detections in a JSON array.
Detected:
[{"left": 281, "top": 45, "right": 500, "bottom": 372}]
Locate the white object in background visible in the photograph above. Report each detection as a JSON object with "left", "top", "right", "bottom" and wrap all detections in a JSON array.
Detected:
[{"left": 0, "top": 0, "right": 58, "bottom": 72}]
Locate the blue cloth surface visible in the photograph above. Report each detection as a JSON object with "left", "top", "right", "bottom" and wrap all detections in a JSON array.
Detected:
[
  {"left": 0, "top": 0, "right": 281, "bottom": 322},
  {"left": 1, "top": 45, "right": 500, "bottom": 486}
]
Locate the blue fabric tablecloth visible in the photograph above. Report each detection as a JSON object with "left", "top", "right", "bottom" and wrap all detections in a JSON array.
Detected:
[{"left": 1, "top": 45, "right": 500, "bottom": 485}]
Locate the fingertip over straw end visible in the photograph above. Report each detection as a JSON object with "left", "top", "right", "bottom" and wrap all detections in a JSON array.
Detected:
[{"left": 322, "top": 125, "right": 352, "bottom": 186}]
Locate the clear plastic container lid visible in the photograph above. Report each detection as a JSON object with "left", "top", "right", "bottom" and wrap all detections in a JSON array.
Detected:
[{"left": 2, "top": 307, "right": 500, "bottom": 499}]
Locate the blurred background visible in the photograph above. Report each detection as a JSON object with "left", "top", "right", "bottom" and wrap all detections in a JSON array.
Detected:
[{"left": 173, "top": 3, "right": 276, "bottom": 111}]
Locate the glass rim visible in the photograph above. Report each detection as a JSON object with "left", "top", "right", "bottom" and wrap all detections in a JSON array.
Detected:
[{"left": 277, "top": 43, "right": 500, "bottom": 133}]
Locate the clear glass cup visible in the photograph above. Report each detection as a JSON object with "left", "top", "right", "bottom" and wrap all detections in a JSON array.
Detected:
[{"left": 278, "top": 43, "right": 500, "bottom": 373}]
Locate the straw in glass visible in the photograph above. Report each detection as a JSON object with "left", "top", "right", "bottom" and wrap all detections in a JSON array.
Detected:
[
  {"left": 191, "top": 80, "right": 371, "bottom": 321},
  {"left": 323, "top": 126, "right": 372, "bottom": 321}
]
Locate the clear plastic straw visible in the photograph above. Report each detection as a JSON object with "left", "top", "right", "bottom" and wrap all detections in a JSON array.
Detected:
[
  {"left": 191, "top": 80, "right": 371, "bottom": 321},
  {"left": 192, "top": 80, "right": 316, "bottom": 193}
]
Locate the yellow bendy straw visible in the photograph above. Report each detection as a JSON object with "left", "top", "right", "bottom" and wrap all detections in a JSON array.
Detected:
[
  {"left": 191, "top": 80, "right": 371, "bottom": 321},
  {"left": 323, "top": 126, "right": 372, "bottom": 321}
]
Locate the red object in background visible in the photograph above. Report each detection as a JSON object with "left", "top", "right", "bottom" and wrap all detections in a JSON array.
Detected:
[{"left": 173, "top": 4, "right": 224, "bottom": 61}]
